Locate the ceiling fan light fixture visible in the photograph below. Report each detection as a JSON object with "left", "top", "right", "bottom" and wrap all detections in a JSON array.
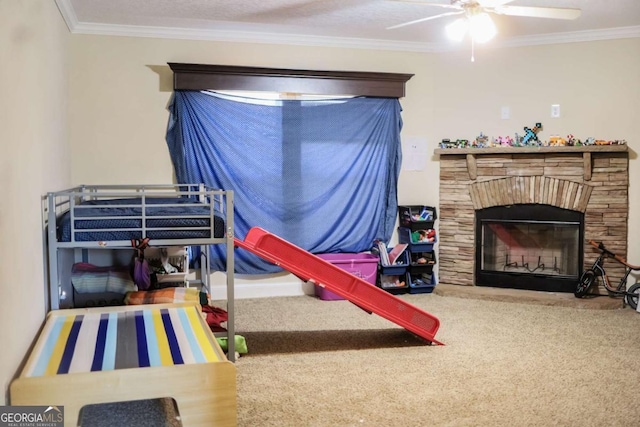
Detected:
[
  {"left": 469, "top": 12, "right": 496, "bottom": 43},
  {"left": 445, "top": 12, "right": 496, "bottom": 44},
  {"left": 445, "top": 18, "right": 467, "bottom": 41}
]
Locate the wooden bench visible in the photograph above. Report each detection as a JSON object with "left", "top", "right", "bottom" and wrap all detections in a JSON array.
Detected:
[{"left": 10, "top": 303, "right": 236, "bottom": 427}]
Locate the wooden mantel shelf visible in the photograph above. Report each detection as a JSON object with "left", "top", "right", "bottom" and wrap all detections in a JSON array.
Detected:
[
  {"left": 434, "top": 144, "right": 628, "bottom": 155},
  {"left": 434, "top": 144, "right": 628, "bottom": 181}
]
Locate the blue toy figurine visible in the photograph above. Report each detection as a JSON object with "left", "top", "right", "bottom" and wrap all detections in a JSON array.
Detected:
[{"left": 522, "top": 122, "right": 542, "bottom": 145}]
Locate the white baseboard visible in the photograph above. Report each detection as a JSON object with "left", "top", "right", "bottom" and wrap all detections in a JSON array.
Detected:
[{"left": 209, "top": 280, "right": 315, "bottom": 300}]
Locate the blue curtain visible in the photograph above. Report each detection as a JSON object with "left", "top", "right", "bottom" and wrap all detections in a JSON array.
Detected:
[{"left": 166, "top": 91, "right": 402, "bottom": 274}]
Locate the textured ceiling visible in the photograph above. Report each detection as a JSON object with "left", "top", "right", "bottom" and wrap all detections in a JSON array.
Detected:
[{"left": 58, "top": 0, "right": 640, "bottom": 50}]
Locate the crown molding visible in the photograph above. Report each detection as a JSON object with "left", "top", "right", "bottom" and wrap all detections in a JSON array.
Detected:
[
  {"left": 55, "top": 0, "right": 640, "bottom": 53},
  {"left": 55, "top": 0, "right": 79, "bottom": 31},
  {"left": 66, "top": 21, "right": 440, "bottom": 53},
  {"left": 63, "top": 21, "right": 640, "bottom": 53},
  {"left": 429, "top": 25, "right": 640, "bottom": 53},
  {"left": 498, "top": 25, "right": 640, "bottom": 49}
]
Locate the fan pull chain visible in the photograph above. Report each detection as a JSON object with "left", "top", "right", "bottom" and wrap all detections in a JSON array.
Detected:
[{"left": 471, "top": 35, "right": 475, "bottom": 62}]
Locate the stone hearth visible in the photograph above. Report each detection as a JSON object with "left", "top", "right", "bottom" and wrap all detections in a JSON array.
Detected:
[{"left": 435, "top": 145, "right": 629, "bottom": 294}]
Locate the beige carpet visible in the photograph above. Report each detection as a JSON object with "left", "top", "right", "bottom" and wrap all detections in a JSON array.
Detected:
[
  {"left": 433, "top": 284, "right": 624, "bottom": 309},
  {"left": 232, "top": 288, "right": 640, "bottom": 427}
]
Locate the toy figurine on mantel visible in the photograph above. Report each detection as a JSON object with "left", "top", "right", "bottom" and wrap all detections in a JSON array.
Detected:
[
  {"left": 473, "top": 132, "right": 489, "bottom": 147},
  {"left": 440, "top": 138, "right": 470, "bottom": 149},
  {"left": 492, "top": 135, "right": 514, "bottom": 147},
  {"left": 566, "top": 134, "right": 581, "bottom": 146},
  {"left": 576, "top": 137, "right": 626, "bottom": 146},
  {"left": 438, "top": 128, "right": 626, "bottom": 149},
  {"left": 521, "top": 122, "right": 542, "bottom": 145},
  {"left": 548, "top": 135, "right": 567, "bottom": 146}
]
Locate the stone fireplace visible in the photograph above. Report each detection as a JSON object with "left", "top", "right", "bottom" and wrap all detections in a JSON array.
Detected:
[{"left": 435, "top": 145, "right": 629, "bottom": 294}]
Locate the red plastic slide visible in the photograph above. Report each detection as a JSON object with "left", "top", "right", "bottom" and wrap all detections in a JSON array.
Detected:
[{"left": 234, "top": 227, "right": 444, "bottom": 345}]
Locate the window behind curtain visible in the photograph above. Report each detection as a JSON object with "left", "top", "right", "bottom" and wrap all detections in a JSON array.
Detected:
[{"left": 166, "top": 91, "right": 403, "bottom": 274}]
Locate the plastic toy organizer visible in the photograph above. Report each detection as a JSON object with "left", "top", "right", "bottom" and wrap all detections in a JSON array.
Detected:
[
  {"left": 235, "top": 227, "right": 443, "bottom": 345},
  {"left": 390, "top": 205, "right": 439, "bottom": 294}
]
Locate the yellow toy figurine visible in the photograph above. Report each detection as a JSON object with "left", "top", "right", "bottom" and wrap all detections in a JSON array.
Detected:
[{"left": 548, "top": 135, "right": 567, "bottom": 146}]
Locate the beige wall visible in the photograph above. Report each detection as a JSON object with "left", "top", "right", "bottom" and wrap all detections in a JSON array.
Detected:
[
  {"left": 0, "top": 0, "right": 71, "bottom": 403},
  {"left": 68, "top": 34, "right": 640, "bottom": 292}
]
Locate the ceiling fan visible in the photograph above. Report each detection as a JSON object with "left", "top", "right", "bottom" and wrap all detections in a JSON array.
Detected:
[
  {"left": 388, "top": 0, "right": 582, "bottom": 30},
  {"left": 387, "top": 1, "right": 581, "bottom": 60}
]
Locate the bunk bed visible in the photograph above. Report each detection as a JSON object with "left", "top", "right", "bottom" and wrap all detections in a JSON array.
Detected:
[
  {"left": 18, "top": 184, "right": 238, "bottom": 425},
  {"left": 43, "top": 184, "right": 236, "bottom": 359}
]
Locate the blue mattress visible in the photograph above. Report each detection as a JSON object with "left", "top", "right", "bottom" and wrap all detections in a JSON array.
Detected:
[{"left": 57, "top": 197, "right": 225, "bottom": 242}]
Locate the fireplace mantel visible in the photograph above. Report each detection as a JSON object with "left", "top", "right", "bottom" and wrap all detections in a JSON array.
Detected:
[
  {"left": 434, "top": 145, "right": 628, "bottom": 155},
  {"left": 435, "top": 145, "right": 628, "bottom": 181}
]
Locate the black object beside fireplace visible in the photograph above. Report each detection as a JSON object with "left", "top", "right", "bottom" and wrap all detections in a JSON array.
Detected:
[{"left": 475, "top": 204, "right": 583, "bottom": 293}]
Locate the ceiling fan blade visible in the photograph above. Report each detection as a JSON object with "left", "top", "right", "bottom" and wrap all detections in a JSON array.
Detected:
[
  {"left": 387, "top": 10, "right": 464, "bottom": 30},
  {"left": 388, "top": 0, "right": 462, "bottom": 10},
  {"left": 492, "top": 5, "right": 581, "bottom": 20},
  {"left": 478, "top": 0, "right": 514, "bottom": 7}
]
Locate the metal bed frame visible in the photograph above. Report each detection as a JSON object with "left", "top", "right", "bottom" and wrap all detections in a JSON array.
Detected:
[{"left": 44, "top": 184, "right": 237, "bottom": 360}]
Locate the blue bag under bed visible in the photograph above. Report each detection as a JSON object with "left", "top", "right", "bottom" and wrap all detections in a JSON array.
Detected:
[{"left": 57, "top": 197, "right": 226, "bottom": 242}]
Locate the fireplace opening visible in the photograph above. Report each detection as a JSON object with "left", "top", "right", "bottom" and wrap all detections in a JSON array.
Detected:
[{"left": 475, "top": 204, "right": 584, "bottom": 293}]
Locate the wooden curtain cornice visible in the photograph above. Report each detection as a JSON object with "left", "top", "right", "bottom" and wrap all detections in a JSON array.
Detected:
[{"left": 168, "top": 63, "right": 413, "bottom": 98}]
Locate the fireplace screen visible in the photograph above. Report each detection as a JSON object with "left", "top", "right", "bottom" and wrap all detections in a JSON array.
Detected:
[
  {"left": 481, "top": 221, "right": 580, "bottom": 276},
  {"left": 475, "top": 205, "right": 583, "bottom": 293}
]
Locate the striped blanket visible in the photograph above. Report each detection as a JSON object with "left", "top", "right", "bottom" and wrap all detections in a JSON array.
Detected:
[
  {"left": 71, "top": 263, "right": 136, "bottom": 294},
  {"left": 23, "top": 304, "right": 224, "bottom": 377}
]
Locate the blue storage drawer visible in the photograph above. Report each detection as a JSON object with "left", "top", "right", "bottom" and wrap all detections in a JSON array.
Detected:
[
  {"left": 398, "top": 227, "right": 437, "bottom": 252},
  {"left": 379, "top": 249, "right": 410, "bottom": 275},
  {"left": 409, "top": 251, "right": 436, "bottom": 275},
  {"left": 408, "top": 271, "right": 437, "bottom": 294},
  {"left": 398, "top": 205, "right": 437, "bottom": 231},
  {"left": 378, "top": 272, "right": 409, "bottom": 295}
]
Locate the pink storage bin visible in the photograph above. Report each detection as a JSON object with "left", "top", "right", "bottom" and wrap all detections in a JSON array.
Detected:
[{"left": 314, "top": 253, "right": 379, "bottom": 300}]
